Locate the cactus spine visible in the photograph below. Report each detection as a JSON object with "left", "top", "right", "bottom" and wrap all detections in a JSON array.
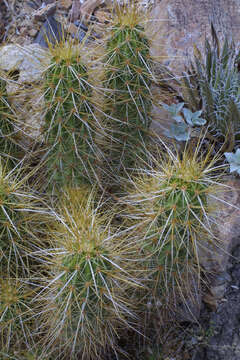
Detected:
[
  {"left": 39, "top": 188, "right": 140, "bottom": 359},
  {"left": 0, "top": 159, "right": 49, "bottom": 277},
  {"left": 0, "top": 279, "right": 35, "bottom": 354},
  {"left": 102, "top": 3, "right": 153, "bottom": 178},
  {"left": 0, "top": 75, "right": 21, "bottom": 166},
  {"left": 43, "top": 41, "right": 101, "bottom": 191},
  {"left": 123, "top": 144, "right": 225, "bottom": 306}
]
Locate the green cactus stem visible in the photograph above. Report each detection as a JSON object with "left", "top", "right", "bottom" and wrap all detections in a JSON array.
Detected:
[
  {"left": 0, "top": 75, "right": 22, "bottom": 167},
  {"left": 43, "top": 42, "right": 102, "bottom": 191},
  {"left": 39, "top": 188, "right": 141, "bottom": 359},
  {"left": 123, "top": 143, "right": 227, "bottom": 307},
  {"left": 0, "top": 278, "right": 35, "bottom": 354},
  {"left": 102, "top": 4, "right": 154, "bottom": 178}
]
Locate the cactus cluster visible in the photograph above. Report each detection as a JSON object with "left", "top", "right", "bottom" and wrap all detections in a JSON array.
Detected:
[{"left": 0, "top": 3, "right": 238, "bottom": 360}]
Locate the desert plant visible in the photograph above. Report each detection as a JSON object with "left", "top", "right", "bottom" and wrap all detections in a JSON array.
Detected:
[
  {"left": 0, "top": 278, "right": 36, "bottom": 355},
  {"left": 0, "top": 74, "right": 22, "bottom": 166},
  {"left": 181, "top": 25, "right": 240, "bottom": 149},
  {"left": 122, "top": 140, "right": 228, "bottom": 309},
  {"left": 42, "top": 39, "right": 103, "bottom": 192},
  {"left": 225, "top": 148, "right": 240, "bottom": 175},
  {"left": 100, "top": 2, "right": 155, "bottom": 179},
  {"left": 162, "top": 102, "right": 206, "bottom": 141},
  {"left": 37, "top": 187, "right": 141, "bottom": 359},
  {"left": 0, "top": 158, "right": 50, "bottom": 277}
]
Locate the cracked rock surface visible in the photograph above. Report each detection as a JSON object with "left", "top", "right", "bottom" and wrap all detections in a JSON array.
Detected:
[{"left": 193, "top": 244, "right": 240, "bottom": 360}]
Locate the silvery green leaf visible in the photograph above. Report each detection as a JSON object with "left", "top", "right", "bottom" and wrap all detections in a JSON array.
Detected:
[
  {"left": 162, "top": 102, "right": 184, "bottom": 116},
  {"left": 230, "top": 164, "right": 240, "bottom": 174},
  {"left": 183, "top": 108, "right": 194, "bottom": 126},
  {"left": 172, "top": 115, "right": 184, "bottom": 123},
  {"left": 191, "top": 116, "right": 206, "bottom": 125},
  {"left": 192, "top": 110, "right": 203, "bottom": 118},
  {"left": 183, "top": 108, "right": 206, "bottom": 126},
  {"left": 175, "top": 102, "right": 185, "bottom": 114},
  {"left": 191, "top": 110, "right": 206, "bottom": 125},
  {"left": 225, "top": 150, "right": 240, "bottom": 163},
  {"left": 224, "top": 149, "right": 240, "bottom": 174},
  {"left": 234, "top": 148, "right": 240, "bottom": 160},
  {"left": 164, "top": 123, "right": 190, "bottom": 141},
  {"left": 174, "top": 123, "right": 190, "bottom": 141}
]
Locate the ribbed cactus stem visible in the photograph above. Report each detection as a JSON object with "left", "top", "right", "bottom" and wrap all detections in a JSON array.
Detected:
[
  {"left": 123, "top": 145, "right": 225, "bottom": 303},
  {"left": 0, "top": 159, "right": 48, "bottom": 277},
  {"left": 0, "top": 279, "right": 34, "bottom": 353},
  {"left": 0, "top": 75, "right": 20, "bottom": 166},
  {"left": 102, "top": 5, "right": 153, "bottom": 177},
  {"left": 43, "top": 43, "right": 101, "bottom": 190},
  {"left": 40, "top": 188, "right": 140, "bottom": 359}
]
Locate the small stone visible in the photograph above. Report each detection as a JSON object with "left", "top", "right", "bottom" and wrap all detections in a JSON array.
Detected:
[
  {"left": 29, "top": 29, "right": 38, "bottom": 37},
  {"left": 33, "top": 3, "right": 57, "bottom": 21},
  {"left": 33, "top": 16, "right": 65, "bottom": 48},
  {"left": 94, "top": 9, "right": 111, "bottom": 24},
  {"left": 210, "top": 284, "right": 227, "bottom": 300},
  {"left": 0, "top": 44, "right": 51, "bottom": 143},
  {"left": 202, "top": 293, "right": 218, "bottom": 310},
  {"left": 80, "top": 0, "right": 103, "bottom": 22},
  {"left": 0, "top": 44, "right": 50, "bottom": 83},
  {"left": 59, "top": 0, "right": 72, "bottom": 10}
]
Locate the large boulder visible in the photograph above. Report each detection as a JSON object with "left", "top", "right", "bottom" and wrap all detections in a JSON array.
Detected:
[{"left": 148, "top": 0, "right": 240, "bottom": 74}]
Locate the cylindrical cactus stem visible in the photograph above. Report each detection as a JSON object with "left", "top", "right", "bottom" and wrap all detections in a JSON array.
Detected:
[
  {"left": 123, "top": 145, "right": 226, "bottom": 307},
  {"left": 0, "top": 278, "right": 36, "bottom": 354},
  {"left": 0, "top": 74, "right": 22, "bottom": 167},
  {"left": 39, "top": 188, "right": 141, "bottom": 359},
  {"left": 102, "top": 3, "right": 154, "bottom": 178},
  {"left": 0, "top": 159, "right": 49, "bottom": 277},
  {"left": 43, "top": 42, "right": 102, "bottom": 191}
]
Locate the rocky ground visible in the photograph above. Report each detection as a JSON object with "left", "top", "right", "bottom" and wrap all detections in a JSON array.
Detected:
[
  {"left": 1, "top": 1, "right": 240, "bottom": 360},
  {"left": 193, "top": 244, "right": 240, "bottom": 360},
  {"left": 0, "top": 0, "right": 114, "bottom": 46}
]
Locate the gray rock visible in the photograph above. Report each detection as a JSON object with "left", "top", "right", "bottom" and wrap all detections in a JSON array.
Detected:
[
  {"left": 195, "top": 245, "right": 240, "bottom": 360},
  {"left": 0, "top": 43, "right": 50, "bottom": 83},
  {"left": 33, "top": 2, "right": 57, "bottom": 21},
  {"left": 33, "top": 15, "right": 65, "bottom": 48},
  {"left": 0, "top": 43, "right": 50, "bottom": 142}
]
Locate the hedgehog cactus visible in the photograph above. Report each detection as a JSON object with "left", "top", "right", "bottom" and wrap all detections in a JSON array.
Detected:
[
  {"left": 0, "top": 75, "right": 21, "bottom": 166},
  {"left": 123, "top": 144, "right": 226, "bottom": 306},
  {"left": 102, "top": 3, "right": 154, "bottom": 177},
  {"left": 0, "top": 278, "right": 35, "bottom": 354},
  {"left": 0, "top": 159, "right": 49, "bottom": 277},
  {"left": 43, "top": 41, "right": 102, "bottom": 191},
  {"left": 39, "top": 188, "right": 140, "bottom": 359}
]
